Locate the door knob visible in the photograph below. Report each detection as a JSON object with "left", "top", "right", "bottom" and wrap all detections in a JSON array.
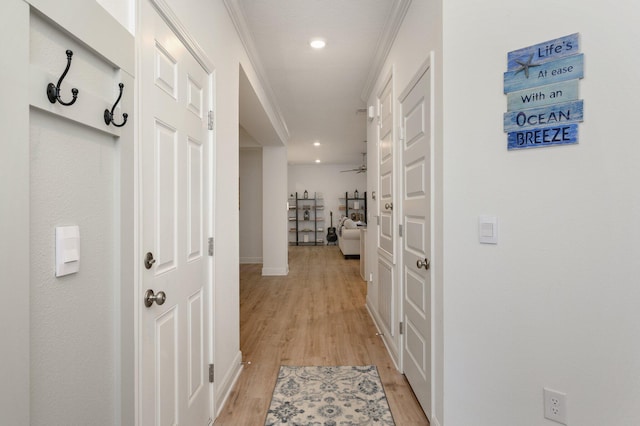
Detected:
[
  {"left": 416, "top": 258, "right": 430, "bottom": 270},
  {"left": 144, "top": 252, "right": 156, "bottom": 269},
  {"left": 385, "top": 202, "right": 393, "bottom": 210},
  {"left": 144, "top": 289, "right": 166, "bottom": 307}
]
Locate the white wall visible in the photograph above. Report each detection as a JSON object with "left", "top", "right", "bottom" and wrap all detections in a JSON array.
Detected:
[
  {"left": 288, "top": 164, "right": 367, "bottom": 234},
  {"left": 240, "top": 132, "right": 289, "bottom": 275},
  {"left": 96, "top": 0, "right": 134, "bottom": 33},
  {"left": 29, "top": 17, "right": 118, "bottom": 424},
  {"left": 21, "top": 2, "right": 134, "bottom": 425},
  {"left": 442, "top": 1, "right": 640, "bottom": 425},
  {"left": 0, "top": 2, "right": 30, "bottom": 424},
  {"left": 240, "top": 148, "right": 263, "bottom": 263},
  {"left": 263, "top": 147, "right": 289, "bottom": 275},
  {"left": 30, "top": 112, "right": 119, "bottom": 425}
]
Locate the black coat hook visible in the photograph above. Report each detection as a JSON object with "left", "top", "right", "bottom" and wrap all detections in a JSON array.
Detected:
[
  {"left": 104, "top": 83, "right": 128, "bottom": 127},
  {"left": 47, "top": 50, "right": 79, "bottom": 106}
]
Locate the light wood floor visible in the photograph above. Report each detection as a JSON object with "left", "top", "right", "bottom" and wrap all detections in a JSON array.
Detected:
[{"left": 214, "top": 245, "right": 429, "bottom": 425}]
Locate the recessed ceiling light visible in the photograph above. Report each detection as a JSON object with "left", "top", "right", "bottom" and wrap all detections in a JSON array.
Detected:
[
  {"left": 315, "top": 159, "right": 321, "bottom": 163},
  {"left": 313, "top": 142, "right": 321, "bottom": 147},
  {"left": 310, "top": 39, "right": 326, "bottom": 49}
]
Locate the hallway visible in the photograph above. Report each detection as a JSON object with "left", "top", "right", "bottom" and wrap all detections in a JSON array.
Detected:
[{"left": 214, "top": 245, "right": 429, "bottom": 425}]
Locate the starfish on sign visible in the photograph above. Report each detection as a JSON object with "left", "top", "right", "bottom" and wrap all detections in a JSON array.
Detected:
[{"left": 514, "top": 53, "right": 540, "bottom": 78}]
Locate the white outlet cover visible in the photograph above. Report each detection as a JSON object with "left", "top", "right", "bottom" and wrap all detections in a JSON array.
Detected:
[{"left": 544, "top": 388, "right": 567, "bottom": 424}]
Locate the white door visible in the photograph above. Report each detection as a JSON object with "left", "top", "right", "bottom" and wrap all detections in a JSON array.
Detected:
[
  {"left": 377, "top": 76, "right": 395, "bottom": 337},
  {"left": 140, "top": 2, "right": 212, "bottom": 425},
  {"left": 400, "top": 63, "right": 432, "bottom": 416},
  {"left": 378, "top": 77, "right": 394, "bottom": 259}
]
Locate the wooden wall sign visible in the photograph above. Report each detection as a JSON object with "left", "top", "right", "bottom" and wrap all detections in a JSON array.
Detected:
[
  {"left": 506, "top": 80, "right": 579, "bottom": 111},
  {"left": 503, "top": 33, "right": 584, "bottom": 150},
  {"left": 503, "top": 100, "right": 584, "bottom": 132}
]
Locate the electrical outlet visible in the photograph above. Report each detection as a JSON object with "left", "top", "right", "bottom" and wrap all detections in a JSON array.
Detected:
[{"left": 544, "top": 388, "right": 567, "bottom": 424}]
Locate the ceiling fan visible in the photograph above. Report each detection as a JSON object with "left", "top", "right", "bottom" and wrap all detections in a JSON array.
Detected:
[{"left": 341, "top": 152, "right": 367, "bottom": 174}]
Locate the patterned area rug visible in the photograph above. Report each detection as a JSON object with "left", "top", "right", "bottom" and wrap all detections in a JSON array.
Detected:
[{"left": 265, "top": 365, "right": 395, "bottom": 425}]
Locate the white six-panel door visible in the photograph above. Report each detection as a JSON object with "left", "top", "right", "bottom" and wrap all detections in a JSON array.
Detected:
[
  {"left": 400, "top": 62, "right": 432, "bottom": 417},
  {"left": 378, "top": 77, "right": 394, "bottom": 260},
  {"left": 140, "top": 1, "right": 211, "bottom": 424},
  {"left": 377, "top": 76, "right": 395, "bottom": 339}
]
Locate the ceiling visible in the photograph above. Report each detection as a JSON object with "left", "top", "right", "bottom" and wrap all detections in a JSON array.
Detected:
[{"left": 228, "top": 0, "right": 409, "bottom": 166}]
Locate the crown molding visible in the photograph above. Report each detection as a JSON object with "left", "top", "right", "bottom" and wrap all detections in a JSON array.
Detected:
[
  {"left": 223, "top": 0, "right": 290, "bottom": 145},
  {"left": 360, "top": 0, "right": 412, "bottom": 102},
  {"left": 150, "top": 0, "right": 214, "bottom": 73}
]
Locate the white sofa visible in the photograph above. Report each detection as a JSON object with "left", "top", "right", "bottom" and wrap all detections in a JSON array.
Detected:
[{"left": 337, "top": 218, "right": 361, "bottom": 258}]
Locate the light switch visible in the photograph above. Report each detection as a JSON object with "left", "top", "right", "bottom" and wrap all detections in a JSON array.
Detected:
[
  {"left": 479, "top": 216, "right": 498, "bottom": 244},
  {"left": 56, "top": 226, "right": 80, "bottom": 277}
]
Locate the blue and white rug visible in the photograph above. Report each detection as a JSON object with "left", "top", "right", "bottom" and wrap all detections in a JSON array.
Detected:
[{"left": 265, "top": 365, "right": 395, "bottom": 425}]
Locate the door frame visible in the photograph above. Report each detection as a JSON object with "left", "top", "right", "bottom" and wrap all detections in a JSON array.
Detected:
[
  {"left": 397, "top": 53, "right": 436, "bottom": 420},
  {"left": 135, "top": 0, "right": 217, "bottom": 422}
]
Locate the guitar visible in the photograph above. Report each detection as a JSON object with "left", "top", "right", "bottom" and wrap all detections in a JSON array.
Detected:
[{"left": 326, "top": 211, "right": 338, "bottom": 244}]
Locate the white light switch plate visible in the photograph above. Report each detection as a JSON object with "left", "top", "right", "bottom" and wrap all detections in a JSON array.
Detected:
[
  {"left": 56, "top": 226, "right": 80, "bottom": 277},
  {"left": 479, "top": 216, "right": 498, "bottom": 244}
]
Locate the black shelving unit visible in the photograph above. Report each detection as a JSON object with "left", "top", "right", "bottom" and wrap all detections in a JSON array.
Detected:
[
  {"left": 288, "top": 192, "right": 324, "bottom": 245},
  {"left": 344, "top": 191, "right": 367, "bottom": 224}
]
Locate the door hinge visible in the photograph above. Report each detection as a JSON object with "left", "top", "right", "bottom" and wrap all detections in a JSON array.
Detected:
[
  {"left": 399, "top": 224, "right": 403, "bottom": 237},
  {"left": 208, "top": 237, "right": 214, "bottom": 256},
  {"left": 399, "top": 126, "right": 405, "bottom": 142},
  {"left": 399, "top": 321, "right": 404, "bottom": 335},
  {"left": 208, "top": 110, "right": 214, "bottom": 130},
  {"left": 376, "top": 215, "right": 380, "bottom": 225},
  {"left": 209, "top": 364, "right": 214, "bottom": 383}
]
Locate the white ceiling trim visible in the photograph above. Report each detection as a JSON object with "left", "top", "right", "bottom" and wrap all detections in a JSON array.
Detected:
[
  {"left": 360, "top": 0, "right": 412, "bottom": 102},
  {"left": 223, "top": 0, "right": 290, "bottom": 145}
]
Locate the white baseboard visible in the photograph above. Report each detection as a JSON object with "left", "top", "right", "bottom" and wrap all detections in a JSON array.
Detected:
[
  {"left": 261, "top": 265, "right": 289, "bottom": 276},
  {"left": 214, "top": 350, "right": 243, "bottom": 418},
  {"left": 367, "top": 300, "right": 435, "bottom": 424},
  {"left": 240, "top": 257, "right": 262, "bottom": 264},
  {"left": 365, "top": 303, "right": 400, "bottom": 371}
]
